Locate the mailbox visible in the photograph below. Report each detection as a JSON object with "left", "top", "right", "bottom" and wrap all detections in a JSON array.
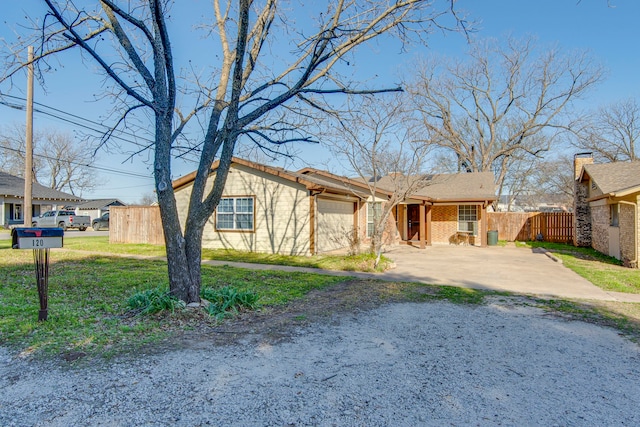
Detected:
[
  {"left": 11, "top": 228, "right": 64, "bottom": 322},
  {"left": 12, "top": 228, "right": 64, "bottom": 249}
]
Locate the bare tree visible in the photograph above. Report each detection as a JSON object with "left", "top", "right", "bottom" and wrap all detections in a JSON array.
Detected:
[
  {"left": 574, "top": 98, "right": 640, "bottom": 162},
  {"left": 325, "top": 94, "right": 433, "bottom": 266},
  {"left": 527, "top": 155, "right": 575, "bottom": 209},
  {"left": 500, "top": 153, "right": 574, "bottom": 212},
  {"left": 1, "top": 1, "right": 466, "bottom": 303},
  {"left": 137, "top": 192, "right": 157, "bottom": 205},
  {"left": 0, "top": 123, "right": 26, "bottom": 177},
  {"left": 407, "top": 36, "right": 603, "bottom": 202},
  {"left": 0, "top": 124, "right": 95, "bottom": 195}
]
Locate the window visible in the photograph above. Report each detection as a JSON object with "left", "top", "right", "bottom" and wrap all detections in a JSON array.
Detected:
[
  {"left": 12, "top": 204, "right": 22, "bottom": 221},
  {"left": 216, "top": 197, "right": 254, "bottom": 231},
  {"left": 610, "top": 204, "right": 619, "bottom": 227},
  {"left": 367, "top": 202, "right": 382, "bottom": 238},
  {"left": 458, "top": 205, "right": 478, "bottom": 236}
]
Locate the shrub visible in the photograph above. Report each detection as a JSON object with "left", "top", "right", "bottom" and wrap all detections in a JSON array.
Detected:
[
  {"left": 127, "top": 288, "right": 186, "bottom": 315},
  {"left": 201, "top": 286, "right": 260, "bottom": 320}
]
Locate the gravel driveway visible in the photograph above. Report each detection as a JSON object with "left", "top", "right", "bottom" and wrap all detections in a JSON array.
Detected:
[{"left": 2, "top": 298, "right": 639, "bottom": 426}]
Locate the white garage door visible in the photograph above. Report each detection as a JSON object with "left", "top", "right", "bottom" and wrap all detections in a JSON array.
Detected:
[{"left": 317, "top": 198, "right": 355, "bottom": 253}]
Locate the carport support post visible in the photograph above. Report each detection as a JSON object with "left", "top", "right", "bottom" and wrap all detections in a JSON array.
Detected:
[
  {"left": 34, "top": 248, "right": 50, "bottom": 321},
  {"left": 481, "top": 203, "right": 488, "bottom": 246},
  {"left": 419, "top": 204, "right": 426, "bottom": 249}
]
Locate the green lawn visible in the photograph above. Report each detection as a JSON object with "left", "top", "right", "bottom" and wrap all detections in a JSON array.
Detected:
[
  {"left": 62, "top": 236, "right": 167, "bottom": 257},
  {"left": 62, "top": 236, "right": 392, "bottom": 272},
  {"left": 0, "top": 245, "right": 347, "bottom": 358},
  {"left": 201, "top": 248, "right": 392, "bottom": 272},
  {"left": 523, "top": 241, "right": 640, "bottom": 294}
]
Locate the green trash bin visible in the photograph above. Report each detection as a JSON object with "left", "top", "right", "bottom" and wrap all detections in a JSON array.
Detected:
[{"left": 487, "top": 230, "right": 498, "bottom": 246}]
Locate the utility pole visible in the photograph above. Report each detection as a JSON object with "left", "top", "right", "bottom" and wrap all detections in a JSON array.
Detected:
[{"left": 24, "top": 45, "right": 34, "bottom": 226}]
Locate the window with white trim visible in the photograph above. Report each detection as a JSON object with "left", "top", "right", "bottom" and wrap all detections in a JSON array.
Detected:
[
  {"left": 458, "top": 205, "right": 478, "bottom": 236},
  {"left": 367, "top": 202, "right": 383, "bottom": 237},
  {"left": 216, "top": 197, "right": 254, "bottom": 231},
  {"left": 12, "top": 204, "right": 22, "bottom": 221}
]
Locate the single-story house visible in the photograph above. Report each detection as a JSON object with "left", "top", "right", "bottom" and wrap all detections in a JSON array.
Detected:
[
  {"left": 297, "top": 167, "right": 497, "bottom": 249},
  {"left": 73, "top": 199, "right": 126, "bottom": 223},
  {"left": 0, "top": 170, "right": 84, "bottom": 228},
  {"left": 172, "top": 158, "right": 497, "bottom": 255},
  {"left": 574, "top": 153, "right": 640, "bottom": 268}
]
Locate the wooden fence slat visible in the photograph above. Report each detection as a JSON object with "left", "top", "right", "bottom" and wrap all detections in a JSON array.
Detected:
[
  {"left": 110, "top": 206, "right": 165, "bottom": 245},
  {"left": 488, "top": 212, "right": 574, "bottom": 243}
]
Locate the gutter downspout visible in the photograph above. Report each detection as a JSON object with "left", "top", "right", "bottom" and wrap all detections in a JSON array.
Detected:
[{"left": 618, "top": 200, "right": 638, "bottom": 268}]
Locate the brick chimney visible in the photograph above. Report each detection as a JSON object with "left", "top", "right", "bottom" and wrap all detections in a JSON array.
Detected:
[
  {"left": 573, "top": 152, "right": 593, "bottom": 180},
  {"left": 573, "top": 152, "right": 593, "bottom": 247}
]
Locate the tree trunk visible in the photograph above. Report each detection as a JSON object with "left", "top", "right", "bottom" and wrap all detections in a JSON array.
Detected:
[
  {"left": 154, "top": 111, "right": 202, "bottom": 304},
  {"left": 163, "top": 211, "right": 201, "bottom": 303}
]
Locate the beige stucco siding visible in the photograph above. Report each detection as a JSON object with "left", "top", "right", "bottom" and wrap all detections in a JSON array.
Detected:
[
  {"left": 588, "top": 178, "right": 605, "bottom": 199},
  {"left": 175, "top": 164, "right": 311, "bottom": 255}
]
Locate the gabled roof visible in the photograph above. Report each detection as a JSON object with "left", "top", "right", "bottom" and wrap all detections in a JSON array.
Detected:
[
  {"left": 581, "top": 161, "right": 640, "bottom": 199},
  {"left": 297, "top": 167, "right": 384, "bottom": 198},
  {"left": 413, "top": 172, "right": 497, "bottom": 201},
  {"left": 353, "top": 172, "right": 497, "bottom": 202},
  {"left": 172, "top": 157, "right": 497, "bottom": 203},
  {"left": 172, "top": 157, "right": 368, "bottom": 198},
  {"left": 0, "top": 170, "right": 83, "bottom": 202},
  {"left": 75, "top": 199, "right": 126, "bottom": 209}
]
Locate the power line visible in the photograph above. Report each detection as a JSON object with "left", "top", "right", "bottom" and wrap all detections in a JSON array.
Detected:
[
  {"left": 1, "top": 145, "right": 153, "bottom": 180},
  {"left": 0, "top": 93, "right": 200, "bottom": 161},
  {"left": 0, "top": 95, "right": 153, "bottom": 150}
]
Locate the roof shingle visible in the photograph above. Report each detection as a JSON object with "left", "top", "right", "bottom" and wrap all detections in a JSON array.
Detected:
[
  {"left": 583, "top": 161, "right": 640, "bottom": 195},
  {"left": 0, "top": 171, "right": 83, "bottom": 201}
]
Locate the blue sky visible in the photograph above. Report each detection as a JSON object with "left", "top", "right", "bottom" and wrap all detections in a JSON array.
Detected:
[{"left": 0, "top": 0, "right": 638, "bottom": 203}]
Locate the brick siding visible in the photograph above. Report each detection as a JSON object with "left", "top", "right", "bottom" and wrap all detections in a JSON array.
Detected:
[
  {"left": 590, "top": 204, "right": 609, "bottom": 256},
  {"left": 431, "top": 205, "right": 459, "bottom": 244},
  {"left": 619, "top": 203, "right": 636, "bottom": 267}
]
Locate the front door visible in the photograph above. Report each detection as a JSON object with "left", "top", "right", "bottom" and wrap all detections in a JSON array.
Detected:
[{"left": 407, "top": 205, "right": 421, "bottom": 241}]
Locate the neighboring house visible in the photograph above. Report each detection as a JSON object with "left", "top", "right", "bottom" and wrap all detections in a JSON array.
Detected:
[
  {"left": 496, "top": 195, "right": 526, "bottom": 213},
  {"left": 496, "top": 194, "right": 571, "bottom": 213},
  {"left": 0, "top": 170, "right": 84, "bottom": 227},
  {"left": 172, "top": 158, "right": 497, "bottom": 255},
  {"left": 574, "top": 153, "right": 640, "bottom": 268},
  {"left": 74, "top": 199, "right": 126, "bottom": 223}
]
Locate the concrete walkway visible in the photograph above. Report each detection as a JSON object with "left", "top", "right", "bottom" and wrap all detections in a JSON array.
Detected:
[{"left": 202, "top": 244, "right": 640, "bottom": 303}]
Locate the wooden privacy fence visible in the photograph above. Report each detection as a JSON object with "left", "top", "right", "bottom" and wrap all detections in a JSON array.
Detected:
[
  {"left": 487, "top": 212, "right": 574, "bottom": 243},
  {"left": 110, "top": 206, "right": 164, "bottom": 245}
]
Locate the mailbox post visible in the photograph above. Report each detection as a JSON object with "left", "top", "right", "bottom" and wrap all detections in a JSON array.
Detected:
[{"left": 12, "top": 228, "right": 64, "bottom": 321}]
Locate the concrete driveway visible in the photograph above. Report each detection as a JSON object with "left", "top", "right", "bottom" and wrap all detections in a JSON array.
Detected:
[{"left": 380, "top": 244, "right": 628, "bottom": 301}]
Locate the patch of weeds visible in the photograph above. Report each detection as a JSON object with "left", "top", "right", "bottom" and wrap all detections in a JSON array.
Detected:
[
  {"left": 401, "top": 284, "right": 486, "bottom": 304},
  {"left": 401, "top": 283, "right": 440, "bottom": 302},
  {"left": 201, "top": 286, "right": 260, "bottom": 320},
  {"left": 436, "top": 286, "right": 485, "bottom": 304},
  {"left": 127, "top": 288, "right": 186, "bottom": 315}
]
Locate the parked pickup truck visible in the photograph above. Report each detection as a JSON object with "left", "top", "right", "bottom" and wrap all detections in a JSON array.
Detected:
[
  {"left": 92, "top": 212, "right": 110, "bottom": 231},
  {"left": 31, "top": 210, "right": 90, "bottom": 231}
]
